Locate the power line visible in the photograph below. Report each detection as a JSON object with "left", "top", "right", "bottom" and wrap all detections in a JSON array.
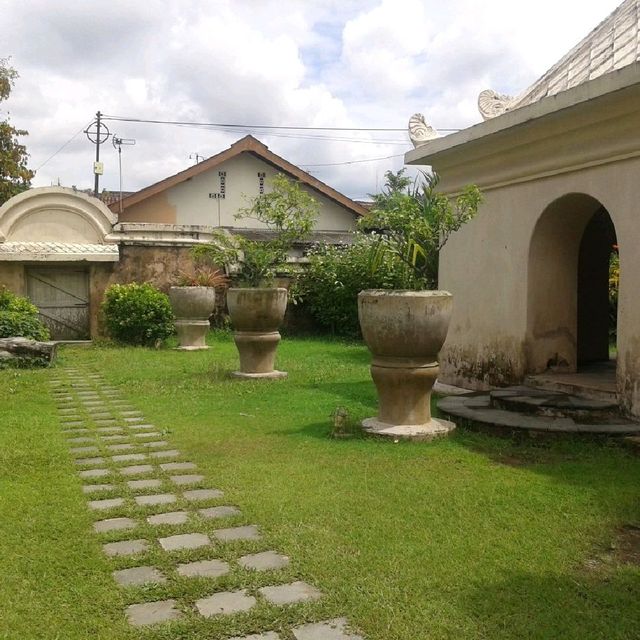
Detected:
[
  {"left": 102, "top": 113, "right": 462, "bottom": 133},
  {"left": 303, "top": 153, "right": 404, "bottom": 167},
  {"left": 34, "top": 121, "right": 92, "bottom": 171}
]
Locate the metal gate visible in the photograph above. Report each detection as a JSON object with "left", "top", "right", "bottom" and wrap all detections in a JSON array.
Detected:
[{"left": 26, "top": 268, "right": 90, "bottom": 340}]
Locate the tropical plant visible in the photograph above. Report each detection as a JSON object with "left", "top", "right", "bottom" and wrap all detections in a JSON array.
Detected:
[
  {"left": 175, "top": 266, "right": 229, "bottom": 288},
  {"left": 359, "top": 169, "right": 482, "bottom": 288},
  {"left": 101, "top": 283, "right": 174, "bottom": 346},
  {"left": 193, "top": 173, "right": 318, "bottom": 287},
  {"left": 0, "top": 286, "right": 49, "bottom": 341}
]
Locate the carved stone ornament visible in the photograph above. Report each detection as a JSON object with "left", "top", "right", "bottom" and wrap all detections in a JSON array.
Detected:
[
  {"left": 478, "top": 89, "right": 516, "bottom": 120},
  {"left": 408, "top": 113, "right": 438, "bottom": 147}
]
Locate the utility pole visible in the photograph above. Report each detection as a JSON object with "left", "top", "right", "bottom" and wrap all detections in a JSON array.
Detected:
[{"left": 84, "top": 111, "right": 110, "bottom": 197}]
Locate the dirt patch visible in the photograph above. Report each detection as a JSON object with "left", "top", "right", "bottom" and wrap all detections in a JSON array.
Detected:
[{"left": 583, "top": 524, "right": 640, "bottom": 573}]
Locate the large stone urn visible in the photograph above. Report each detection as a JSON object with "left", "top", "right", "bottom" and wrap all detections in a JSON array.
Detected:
[
  {"left": 227, "top": 287, "right": 288, "bottom": 379},
  {"left": 168, "top": 286, "right": 216, "bottom": 350},
  {"left": 358, "top": 290, "right": 456, "bottom": 440}
]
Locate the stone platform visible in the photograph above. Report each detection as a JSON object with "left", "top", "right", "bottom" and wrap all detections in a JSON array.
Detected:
[{"left": 438, "top": 386, "right": 640, "bottom": 437}]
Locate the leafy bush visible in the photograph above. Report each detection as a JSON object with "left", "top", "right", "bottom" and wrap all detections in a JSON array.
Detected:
[
  {"left": 609, "top": 250, "right": 619, "bottom": 343},
  {"left": 101, "top": 283, "right": 174, "bottom": 346},
  {"left": 297, "top": 234, "right": 419, "bottom": 336},
  {"left": 0, "top": 286, "right": 49, "bottom": 340}
]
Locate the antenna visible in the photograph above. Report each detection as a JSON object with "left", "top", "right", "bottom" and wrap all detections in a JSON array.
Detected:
[
  {"left": 112, "top": 135, "right": 136, "bottom": 216},
  {"left": 189, "top": 153, "right": 204, "bottom": 164}
]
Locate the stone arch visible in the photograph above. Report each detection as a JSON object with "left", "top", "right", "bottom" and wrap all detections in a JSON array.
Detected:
[
  {"left": 525, "top": 192, "right": 618, "bottom": 375},
  {"left": 0, "top": 187, "right": 117, "bottom": 244}
]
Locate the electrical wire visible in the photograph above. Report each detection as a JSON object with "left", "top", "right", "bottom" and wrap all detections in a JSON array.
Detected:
[
  {"left": 34, "top": 122, "right": 92, "bottom": 171},
  {"left": 303, "top": 153, "right": 404, "bottom": 167}
]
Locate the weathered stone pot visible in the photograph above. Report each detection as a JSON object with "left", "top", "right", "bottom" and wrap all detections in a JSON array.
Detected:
[
  {"left": 227, "top": 287, "right": 288, "bottom": 379},
  {"left": 358, "top": 289, "right": 456, "bottom": 440},
  {"left": 168, "top": 286, "right": 216, "bottom": 350}
]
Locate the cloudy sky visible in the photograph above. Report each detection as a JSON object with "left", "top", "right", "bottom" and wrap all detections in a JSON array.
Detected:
[{"left": 2, "top": 0, "right": 622, "bottom": 200}]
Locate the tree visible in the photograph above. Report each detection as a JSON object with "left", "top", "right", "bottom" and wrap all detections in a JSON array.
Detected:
[
  {"left": 0, "top": 59, "right": 34, "bottom": 205},
  {"left": 359, "top": 169, "right": 482, "bottom": 288}
]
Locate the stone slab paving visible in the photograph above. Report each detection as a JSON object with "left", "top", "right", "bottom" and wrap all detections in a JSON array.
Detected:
[
  {"left": 93, "top": 517, "right": 137, "bottom": 533},
  {"left": 147, "top": 511, "right": 189, "bottom": 526},
  {"left": 292, "top": 618, "right": 364, "bottom": 640},
  {"left": 114, "top": 566, "right": 166, "bottom": 587},
  {"left": 176, "top": 558, "right": 230, "bottom": 578},
  {"left": 199, "top": 505, "right": 242, "bottom": 520},
  {"left": 238, "top": 551, "right": 290, "bottom": 572},
  {"left": 52, "top": 366, "right": 364, "bottom": 638},
  {"left": 158, "top": 532, "right": 210, "bottom": 551},
  {"left": 195, "top": 589, "right": 256, "bottom": 617},
  {"left": 213, "top": 525, "right": 261, "bottom": 542},
  {"left": 259, "top": 582, "right": 322, "bottom": 606},
  {"left": 103, "top": 539, "right": 148, "bottom": 557},
  {"left": 126, "top": 600, "right": 181, "bottom": 626}
]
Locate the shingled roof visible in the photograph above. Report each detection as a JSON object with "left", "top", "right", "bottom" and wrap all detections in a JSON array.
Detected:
[
  {"left": 109, "top": 135, "right": 368, "bottom": 218},
  {"left": 479, "top": 0, "right": 640, "bottom": 119}
]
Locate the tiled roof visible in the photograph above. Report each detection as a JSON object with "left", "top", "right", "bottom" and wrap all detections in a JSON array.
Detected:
[{"left": 479, "top": 0, "right": 640, "bottom": 118}]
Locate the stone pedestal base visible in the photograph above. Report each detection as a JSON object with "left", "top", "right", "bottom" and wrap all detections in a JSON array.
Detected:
[
  {"left": 230, "top": 370, "right": 288, "bottom": 380},
  {"left": 233, "top": 330, "right": 286, "bottom": 378},
  {"left": 362, "top": 416, "right": 456, "bottom": 441},
  {"left": 175, "top": 320, "right": 209, "bottom": 350}
]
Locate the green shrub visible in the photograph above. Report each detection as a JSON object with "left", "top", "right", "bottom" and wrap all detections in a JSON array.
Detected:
[
  {"left": 101, "top": 283, "right": 174, "bottom": 346},
  {"left": 0, "top": 287, "right": 49, "bottom": 341},
  {"left": 297, "top": 234, "right": 419, "bottom": 337}
]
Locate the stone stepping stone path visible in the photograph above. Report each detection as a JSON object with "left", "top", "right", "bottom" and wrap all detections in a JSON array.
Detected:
[{"left": 50, "top": 367, "right": 364, "bottom": 639}]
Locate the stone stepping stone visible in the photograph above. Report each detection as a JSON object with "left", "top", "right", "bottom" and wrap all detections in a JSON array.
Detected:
[
  {"left": 213, "top": 525, "right": 260, "bottom": 542},
  {"left": 176, "top": 558, "right": 230, "bottom": 578},
  {"left": 160, "top": 462, "right": 196, "bottom": 472},
  {"left": 82, "top": 484, "right": 115, "bottom": 493},
  {"left": 198, "top": 506, "right": 241, "bottom": 520},
  {"left": 141, "top": 440, "right": 168, "bottom": 448},
  {"left": 94, "top": 517, "right": 137, "bottom": 533},
  {"left": 171, "top": 474, "right": 204, "bottom": 486},
  {"left": 238, "top": 551, "right": 290, "bottom": 572},
  {"left": 103, "top": 539, "right": 148, "bottom": 557},
  {"left": 90, "top": 413, "right": 115, "bottom": 420},
  {"left": 89, "top": 497, "right": 124, "bottom": 511},
  {"left": 94, "top": 419, "right": 116, "bottom": 425},
  {"left": 96, "top": 427, "right": 123, "bottom": 433},
  {"left": 150, "top": 450, "right": 180, "bottom": 459},
  {"left": 76, "top": 457, "right": 105, "bottom": 466},
  {"left": 70, "top": 446, "right": 99, "bottom": 455},
  {"left": 133, "top": 431, "right": 162, "bottom": 439},
  {"left": 128, "top": 424, "right": 155, "bottom": 430},
  {"left": 135, "top": 493, "right": 177, "bottom": 506},
  {"left": 61, "top": 421, "right": 84, "bottom": 427},
  {"left": 292, "top": 618, "right": 363, "bottom": 640},
  {"left": 195, "top": 589, "right": 256, "bottom": 617},
  {"left": 229, "top": 633, "right": 280, "bottom": 640},
  {"left": 100, "top": 434, "right": 129, "bottom": 442},
  {"left": 126, "top": 599, "right": 180, "bottom": 626},
  {"left": 121, "top": 411, "right": 143, "bottom": 417},
  {"left": 127, "top": 478, "right": 162, "bottom": 490},
  {"left": 158, "top": 532, "right": 210, "bottom": 551},
  {"left": 183, "top": 489, "right": 223, "bottom": 502},
  {"left": 113, "top": 566, "right": 166, "bottom": 587},
  {"left": 124, "top": 417, "right": 144, "bottom": 423},
  {"left": 147, "top": 511, "right": 189, "bottom": 526},
  {"left": 62, "top": 428, "right": 89, "bottom": 434},
  {"left": 259, "top": 581, "right": 322, "bottom": 606},
  {"left": 120, "top": 464, "right": 155, "bottom": 476},
  {"left": 79, "top": 468, "right": 111, "bottom": 479},
  {"left": 107, "top": 443, "right": 135, "bottom": 452},
  {"left": 84, "top": 402, "right": 107, "bottom": 408},
  {"left": 112, "top": 453, "right": 147, "bottom": 463},
  {"left": 68, "top": 436, "right": 94, "bottom": 443}
]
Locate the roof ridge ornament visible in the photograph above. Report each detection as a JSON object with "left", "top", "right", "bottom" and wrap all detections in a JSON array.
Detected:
[
  {"left": 408, "top": 113, "right": 438, "bottom": 147},
  {"left": 478, "top": 89, "right": 516, "bottom": 120}
]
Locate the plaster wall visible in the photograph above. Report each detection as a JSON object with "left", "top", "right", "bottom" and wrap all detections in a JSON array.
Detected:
[{"left": 120, "top": 153, "right": 357, "bottom": 231}]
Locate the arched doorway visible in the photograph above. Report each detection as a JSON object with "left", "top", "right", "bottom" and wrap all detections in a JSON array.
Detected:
[{"left": 526, "top": 193, "right": 618, "bottom": 392}]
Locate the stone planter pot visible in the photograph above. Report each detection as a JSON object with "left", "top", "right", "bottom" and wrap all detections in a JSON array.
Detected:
[
  {"left": 358, "top": 289, "right": 456, "bottom": 440},
  {"left": 227, "top": 287, "right": 288, "bottom": 379},
  {"left": 168, "top": 286, "right": 216, "bottom": 350}
]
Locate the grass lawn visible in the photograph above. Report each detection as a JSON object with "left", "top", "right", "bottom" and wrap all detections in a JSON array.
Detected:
[{"left": 1, "top": 332, "right": 639, "bottom": 639}]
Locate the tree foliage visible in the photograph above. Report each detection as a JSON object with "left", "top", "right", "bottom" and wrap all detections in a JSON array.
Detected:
[
  {"left": 193, "top": 173, "right": 318, "bottom": 287},
  {"left": 0, "top": 59, "right": 34, "bottom": 205},
  {"left": 359, "top": 169, "right": 482, "bottom": 288}
]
